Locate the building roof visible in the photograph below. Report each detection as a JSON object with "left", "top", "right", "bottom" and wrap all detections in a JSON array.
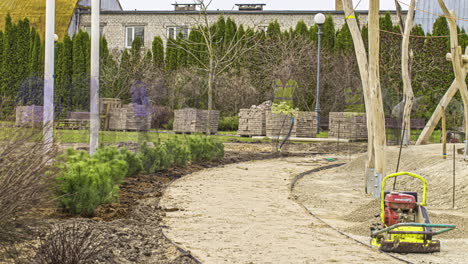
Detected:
[
  {"left": 88, "top": 9, "right": 402, "bottom": 15},
  {"left": 0, "top": 0, "right": 79, "bottom": 39},
  {"left": 414, "top": 0, "right": 468, "bottom": 33}
]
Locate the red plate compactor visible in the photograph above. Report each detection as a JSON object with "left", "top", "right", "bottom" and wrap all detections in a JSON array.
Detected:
[{"left": 370, "top": 172, "right": 456, "bottom": 253}]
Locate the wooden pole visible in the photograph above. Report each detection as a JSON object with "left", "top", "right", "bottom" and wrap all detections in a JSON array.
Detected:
[
  {"left": 437, "top": 0, "right": 468, "bottom": 140},
  {"left": 369, "top": 0, "right": 386, "bottom": 198},
  {"left": 442, "top": 107, "right": 447, "bottom": 159},
  {"left": 400, "top": 0, "right": 416, "bottom": 146},
  {"left": 342, "top": 0, "right": 375, "bottom": 193}
]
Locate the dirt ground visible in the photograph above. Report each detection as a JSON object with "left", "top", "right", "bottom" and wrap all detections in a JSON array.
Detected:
[
  {"left": 2, "top": 142, "right": 344, "bottom": 264},
  {"left": 294, "top": 143, "right": 468, "bottom": 264},
  {"left": 160, "top": 154, "right": 403, "bottom": 263}
]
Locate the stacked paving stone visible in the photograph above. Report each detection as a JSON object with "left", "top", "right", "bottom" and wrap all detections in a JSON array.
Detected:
[
  {"left": 238, "top": 101, "right": 271, "bottom": 136},
  {"left": 266, "top": 111, "right": 317, "bottom": 138},
  {"left": 15, "top": 105, "right": 43, "bottom": 127},
  {"left": 173, "top": 108, "right": 220, "bottom": 134},
  {"left": 329, "top": 112, "right": 367, "bottom": 140},
  {"left": 294, "top": 111, "right": 318, "bottom": 138},
  {"left": 108, "top": 104, "right": 151, "bottom": 131}
]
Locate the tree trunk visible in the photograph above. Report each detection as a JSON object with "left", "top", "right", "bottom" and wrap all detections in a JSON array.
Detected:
[
  {"left": 206, "top": 58, "right": 215, "bottom": 135},
  {"left": 401, "top": 0, "right": 416, "bottom": 145},
  {"left": 342, "top": 0, "right": 375, "bottom": 193},
  {"left": 369, "top": 0, "right": 387, "bottom": 196},
  {"left": 438, "top": 0, "right": 468, "bottom": 137}
]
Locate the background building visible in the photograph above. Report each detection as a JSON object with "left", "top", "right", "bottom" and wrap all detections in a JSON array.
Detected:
[{"left": 77, "top": 2, "right": 402, "bottom": 50}]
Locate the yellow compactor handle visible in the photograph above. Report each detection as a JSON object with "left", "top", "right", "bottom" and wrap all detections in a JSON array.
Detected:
[{"left": 380, "top": 172, "right": 427, "bottom": 223}]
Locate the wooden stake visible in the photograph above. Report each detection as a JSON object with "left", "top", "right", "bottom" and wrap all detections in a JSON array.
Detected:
[
  {"left": 442, "top": 107, "right": 447, "bottom": 159},
  {"left": 453, "top": 144, "right": 456, "bottom": 209}
]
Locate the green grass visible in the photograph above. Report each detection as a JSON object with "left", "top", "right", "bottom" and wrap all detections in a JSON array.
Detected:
[{"left": 0, "top": 126, "right": 448, "bottom": 145}]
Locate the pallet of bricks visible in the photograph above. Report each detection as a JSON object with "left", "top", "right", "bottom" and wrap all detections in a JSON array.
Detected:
[
  {"left": 173, "top": 108, "right": 219, "bottom": 134},
  {"left": 237, "top": 101, "right": 271, "bottom": 136},
  {"left": 15, "top": 105, "right": 43, "bottom": 127},
  {"left": 328, "top": 112, "right": 367, "bottom": 140},
  {"left": 266, "top": 111, "right": 317, "bottom": 138},
  {"left": 108, "top": 104, "right": 151, "bottom": 131}
]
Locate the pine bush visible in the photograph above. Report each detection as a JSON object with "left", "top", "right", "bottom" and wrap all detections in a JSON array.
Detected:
[{"left": 55, "top": 148, "right": 130, "bottom": 216}]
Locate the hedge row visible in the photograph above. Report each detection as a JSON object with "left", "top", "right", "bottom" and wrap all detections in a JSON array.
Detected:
[{"left": 55, "top": 136, "right": 224, "bottom": 216}]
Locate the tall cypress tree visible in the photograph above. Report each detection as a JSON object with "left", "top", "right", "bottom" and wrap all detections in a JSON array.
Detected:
[
  {"left": 310, "top": 24, "right": 318, "bottom": 43},
  {"left": 166, "top": 37, "right": 178, "bottom": 70},
  {"left": 117, "top": 49, "right": 131, "bottom": 101},
  {"left": 294, "top": 20, "right": 309, "bottom": 38},
  {"left": 321, "top": 15, "right": 335, "bottom": 50},
  {"left": 152, "top": 36, "right": 164, "bottom": 68},
  {"left": 16, "top": 19, "right": 31, "bottom": 94},
  {"left": 335, "top": 23, "right": 353, "bottom": 52},
  {"left": 72, "top": 30, "right": 91, "bottom": 111},
  {"left": 0, "top": 30, "right": 4, "bottom": 91},
  {"left": 267, "top": 20, "right": 281, "bottom": 40},
  {"left": 224, "top": 17, "right": 237, "bottom": 45},
  {"left": 176, "top": 33, "right": 187, "bottom": 68},
  {"left": 59, "top": 35, "right": 73, "bottom": 110},
  {"left": 2, "top": 14, "right": 17, "bottom": 99}
]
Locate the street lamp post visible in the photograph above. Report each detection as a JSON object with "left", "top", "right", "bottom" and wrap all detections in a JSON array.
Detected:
[{"left": 314, "top": 13, "right": 325, "bottom": 135}]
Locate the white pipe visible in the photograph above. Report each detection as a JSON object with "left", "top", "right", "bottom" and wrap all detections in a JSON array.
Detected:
[
  {"left": 43, "top": 0, "right": 55, "bottom": 148},
  {"left": 89, "top": 0, "right": 100, "bottom": 155}
]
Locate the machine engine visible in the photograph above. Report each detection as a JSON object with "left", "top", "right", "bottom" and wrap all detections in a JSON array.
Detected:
[{"left": 384, "top": 192, "right": 417, "bottom": 226}]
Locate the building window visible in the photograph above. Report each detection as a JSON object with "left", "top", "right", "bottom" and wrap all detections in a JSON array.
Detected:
[
  {"left": 126, "top": 26, "right": 145, "bottom": 48},
  {"left": 167, "top": 26, "right": 190, "bottom": 39}
]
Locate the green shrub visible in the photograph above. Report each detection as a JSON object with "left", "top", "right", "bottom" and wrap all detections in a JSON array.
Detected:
[
  {"left": 138, "top": 138, "right": 190, "bottom": 173},
  {"left": 118, "top": 148, "right": 143, "bottom": 177},
  {"left": 188, "top": 136, "right": 224, "bottom": 162},
  {"left": 55, "top": 147, "right": 130, "bottom": 216},
  {"left": 138, "top": 143, "right": 156, "bottom": 173},
  {"left": 164, "top": 138, "right": 191, "bottom": 167},
  {"left": 218, "top": 116, "right": 239, "bottom": 131},
  {"left": 138, "top": 136, "right": 223, "bottom": 173}
]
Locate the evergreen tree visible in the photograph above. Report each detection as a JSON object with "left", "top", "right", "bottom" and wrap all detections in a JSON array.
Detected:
[
  {"left": 72, "top": 30, "right": 91, "bottom": 110},
  {"left": 152, "top": 36, "right": 164, "bottom": 68},
  {"left": 176, "top": 33, "right": 187, "bottom": 68},
  {"left": 310, "top": 24, "right": 318, "bottom": 43},
  {"left": 224, "top": 17, "right": 237, "bottom": 45},
  {"left": 166, "top": 37, "right": 178, "bottom": 70},
  {"left": 16, "top": 19, "right": 31, "bottom": 97},
  {"left": 321, "top": 15, "right": 335, "bottom": 50},
  {"left": 59, "top": 35, "right": 73, "bottom": 110},
  {"left": 267, "top": 20, "right": 281, "bottom": 40},
  {"left": 335, "top": 23, "right": 353, "bottom": 52},
  {"left": 294, "top": 20, "right": 309, "bottom": 38},
  {"left": 0, "top": 31, "right": 4, "bottom": 91},
  {"left": 379, "top": 12, "right": 394, "bottom": 32},
  {"left": 117, "top": 49, "right": 131, "bottom": 100},
  {"left": 2, "top": 14, "right": 17, "bottom": 99}
]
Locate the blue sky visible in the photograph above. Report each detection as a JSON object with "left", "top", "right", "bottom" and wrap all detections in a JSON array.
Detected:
[{"left": 119, "top": 0, "right": 406, "bottom": 11}]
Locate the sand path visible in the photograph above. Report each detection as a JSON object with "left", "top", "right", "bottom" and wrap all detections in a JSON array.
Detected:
[{"left": 160, "top": 157, "right": 400, "bottom": 264}]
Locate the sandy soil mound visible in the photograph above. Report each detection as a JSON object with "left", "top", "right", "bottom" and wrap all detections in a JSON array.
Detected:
[{"left": 294, "top": 143, "right": 468, "bottom": 264}]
